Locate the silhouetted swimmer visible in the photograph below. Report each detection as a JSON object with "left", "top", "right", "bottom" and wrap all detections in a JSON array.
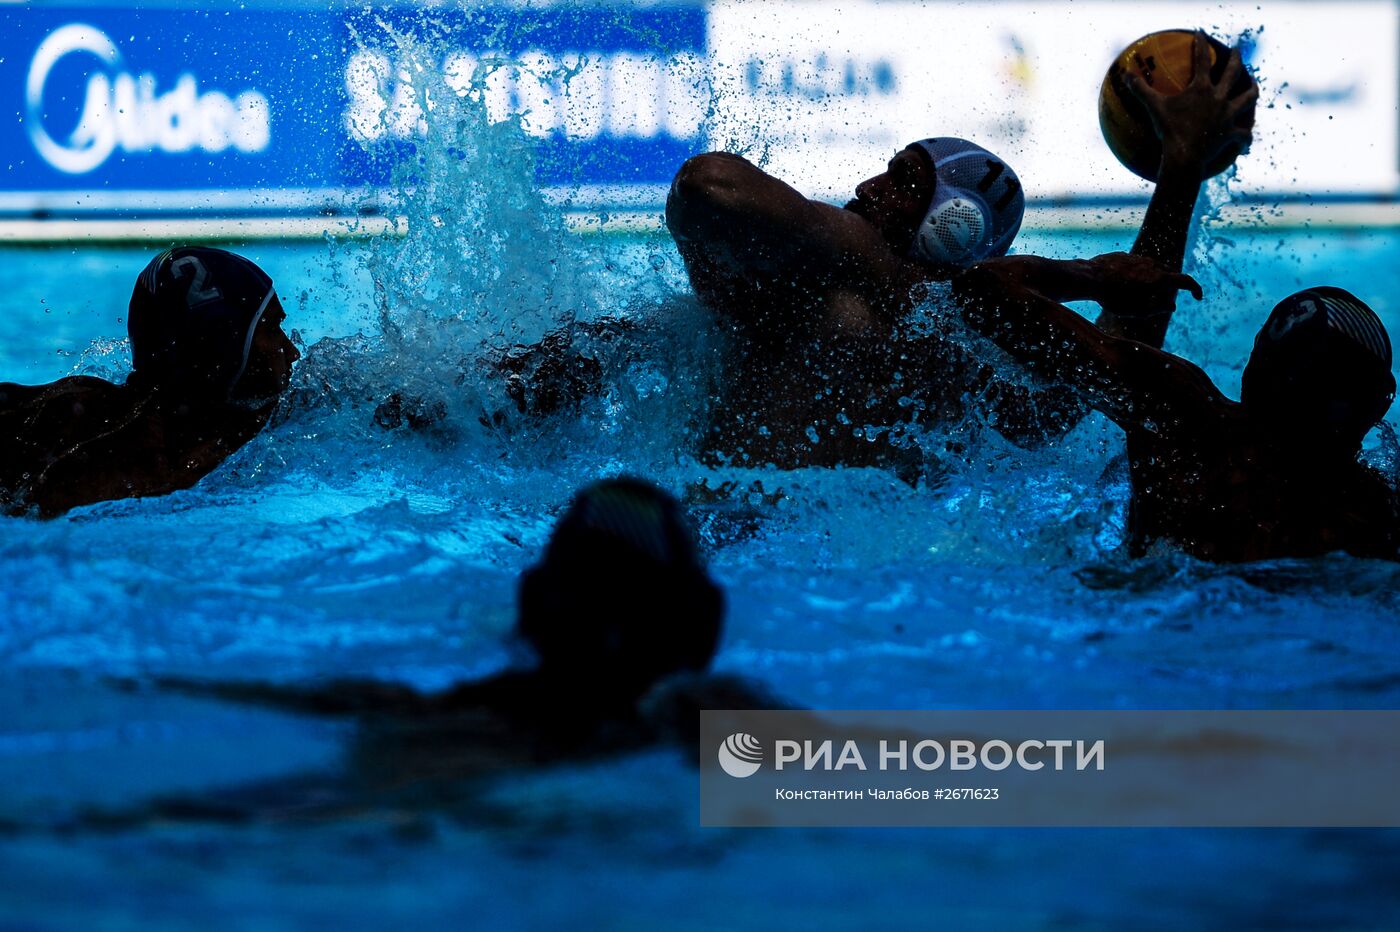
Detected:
[
  {"left": 664, "top": 35, "right": 1254, "bottom": 473},
  {"left": 1, "top": 247, "right": 299, "bottom": 517},
  {"left": 954, "top": 260, "right": 1399, "bottom": 563},
  {"left": 472, "top": 39, "right": 1252, "bottom": 481},
  {"left": 103, "top": 478, "right": 773, "bottom": 825}
]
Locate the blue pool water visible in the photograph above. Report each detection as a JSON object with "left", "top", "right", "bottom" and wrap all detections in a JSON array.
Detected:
[{"left": 3, "top": 81, "right": 1400, "bottom": 930}]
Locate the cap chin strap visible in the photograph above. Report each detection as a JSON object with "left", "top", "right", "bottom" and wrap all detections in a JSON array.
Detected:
[{"left": 227, "top": 285, "right": 277, "bottom": 393}]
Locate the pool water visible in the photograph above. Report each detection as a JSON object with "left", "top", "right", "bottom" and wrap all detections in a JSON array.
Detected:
[{"left": 3, "top": 105, "right": 1400, "bottom": 928}]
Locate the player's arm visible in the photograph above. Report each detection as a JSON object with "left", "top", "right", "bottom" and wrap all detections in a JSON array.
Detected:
[
  {"left": 137, "top": 675, "right": 432, "bottom": 717},
  {"left": 1097, "top": 32, "right": 1257, "bottom": 347},
  {"left": 968, "top": 253, "right": 1193, "bottom": 444},
  {"left": 1, "top": 381, "right": 42, "bottom": 416},
  {"left": 953, "top": 255, "right": 1227, "bottom": 433},
  {"left": 665, "top": 152, "right": 908, "bottom": 302},
  {"left": 639, "top": 671, "right": 794, "bottom": 761}
]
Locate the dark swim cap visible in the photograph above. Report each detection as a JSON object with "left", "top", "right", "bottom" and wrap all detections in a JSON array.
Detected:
[
  {"left": 1244, "top": 286, "right": 1396, "bottom": 434},
  {"left": 904, "top": 137, "right": 1025, "bottom": 265},
  {"left": 128, "top": 247, "right": 278, "bottom": 397},
  {"left": 517, "top": 477, "right": 723, "bottom": 686},
  {"left": 1255, "top": 286, "right": 1392, "bottom": 367}
]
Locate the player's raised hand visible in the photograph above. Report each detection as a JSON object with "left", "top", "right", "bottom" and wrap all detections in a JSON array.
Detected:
[{"left": 1124, "top": 31, "right": 1258, "bottom": 175}]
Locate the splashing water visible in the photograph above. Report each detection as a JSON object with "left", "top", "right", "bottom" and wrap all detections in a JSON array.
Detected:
[
  {"left": 2, "top": 15, "right": 1400, "bottom": 928},
  {"left": 271, "top": 23, "right": 729, "bottom": 480}
]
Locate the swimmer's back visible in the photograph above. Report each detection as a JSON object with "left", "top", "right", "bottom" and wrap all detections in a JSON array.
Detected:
[
  {"left": 1, "top": 377, "right": 166, "bottom": 516},
  {"left": 3, "top": 375, "right": 128, "bottom": 420},
  {"left": 3, "top": 376, "right": 139, "bottom": 457}
]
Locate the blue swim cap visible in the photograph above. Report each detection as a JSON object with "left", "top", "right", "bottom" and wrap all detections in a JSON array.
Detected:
[
  {"left": 905, "top": 138, "right": 1025, "bottom": 266},
  {"left": 128, "top": 247, "right": 277, "bottom": 397}
]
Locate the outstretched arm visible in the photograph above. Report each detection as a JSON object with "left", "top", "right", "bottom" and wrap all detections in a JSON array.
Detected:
[
  {"left": 968, "top": 253, "right": 1197, "bottom": 444},
  {"left": 954, "top": 254, "right": 1227, "bottom": 434},
  {"left": 141, "top": 675, "right": 432, "bottom": 717},
  {"left": 974, "top": 34, "right": 1253, "bottom": 444},
  {"left": 1097, "top": 32, "right": 1257, "bottom": 347}
]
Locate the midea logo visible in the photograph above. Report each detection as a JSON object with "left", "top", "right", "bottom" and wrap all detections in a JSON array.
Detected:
[{"left": 26, "top": 23, "right": 272, "bottom": 174}]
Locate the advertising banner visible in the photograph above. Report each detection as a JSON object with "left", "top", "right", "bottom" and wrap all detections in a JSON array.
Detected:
[
  {"left": 0, "top": 1, "right": 1396, "bottom": 219},
  {"left": 706, "top": 0, "right": 1400, "bottom": 201},
  {"left": 1, "top": 7, "right": 343, "bottom": 209},
  {"left": 0, "top": 2, "right": 705, "bottom": 215}
]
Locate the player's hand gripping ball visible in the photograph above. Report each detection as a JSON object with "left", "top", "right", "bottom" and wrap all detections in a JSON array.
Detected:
[{"left": 1100, "top": 29, "right": 1258, "bottom": 181}]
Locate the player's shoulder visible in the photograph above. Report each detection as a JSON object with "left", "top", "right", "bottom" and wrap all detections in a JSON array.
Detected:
[
  {"left": 1340, "top": 461, "right": 1400, "bottom": 559},
  {"left": 34, "top": 376, "right": 129, "bottom": 414},
  {"left": 1351, "top": 460, "right": 1400, "bottom": 509},
  {"left": 2, "top": 377, "right": 138, "bottom": 456},
  {"left": 2, "top": 376, "right": 112, "bottom": 412},
  {"left": 1175, "top": 357, "right": 1237, "bottom": 420}
]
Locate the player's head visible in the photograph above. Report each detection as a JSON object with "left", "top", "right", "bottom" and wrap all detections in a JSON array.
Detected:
[
  {"left": 517, "top": 477, "right": 724, "bottom": 693},
  {"left": 848, "top": 137, "right": 1024, "bottom": 267},
  {"left": 1241, "top": 286, "right": 1394, "bottom": 449},
  {"left": 127, "top": 247, "right": 299, "bottom": 403}
]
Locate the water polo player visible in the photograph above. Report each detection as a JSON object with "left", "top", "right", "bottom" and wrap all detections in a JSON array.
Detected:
[
  {"left": 657, "top": 30, "right": 1255, "bottom": 475},
  {"left": 456, "top": 139, "right": 1071, "bottom": 474},
  {"left": 664, "top": 137, "right": 1066, "bottom": 474},
  {"left": 109, "top": 479, "right": 774, "bottom": 822},
  {"left": 1, "top": 247, "right": 299, "bottom": 517},
  {"left": 954, "top": 260, "right": 1398, "bottom": 562}
]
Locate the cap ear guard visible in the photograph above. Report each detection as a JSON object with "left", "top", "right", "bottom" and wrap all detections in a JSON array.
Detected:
[
  {"left": 226, "top": 286, "right": 277, "bottom": 392},
  {"left": 138, "top": 248, "right": 176, "bottom": 295},
  {"left": 1309, "top": 286, "right": 1392, "bottom": 367},
  {"left": 906, "top": 137, "right": 1025, "bottom": 266},
  {"left": 914, "top": 196, "right": 989, "bottom": 265}
]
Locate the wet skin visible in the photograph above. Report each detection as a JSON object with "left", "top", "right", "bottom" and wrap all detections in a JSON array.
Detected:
[
  {"left": 0, "top": 296, "right": 299, "bottom": 517},
  {"left": 54, "top": 668, "right": 778, "bottom": 829},
  {"left": 656, "top": 32, "right": 1257, "bottom": 475},
  {"left": 946, "top": 38, "right": 1381, "bottom": 563},
  {"left": 664, "top": 147, "right": 1081, "bottom": 475},
  {"left": 434, "top": 35, "right": 1254, "bottom": 485},
  {"left": 953, "top": 255, "right": 1399, "bottom": 563}
]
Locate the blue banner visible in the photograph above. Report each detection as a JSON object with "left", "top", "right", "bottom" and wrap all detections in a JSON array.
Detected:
[{"left": 0, "top": 3, "right": 707, "bottom": 214}]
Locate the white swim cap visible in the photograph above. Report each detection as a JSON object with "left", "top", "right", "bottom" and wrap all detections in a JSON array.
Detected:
[{"left": 906, "top": 138, "right": 1025, "bottom": 266}]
